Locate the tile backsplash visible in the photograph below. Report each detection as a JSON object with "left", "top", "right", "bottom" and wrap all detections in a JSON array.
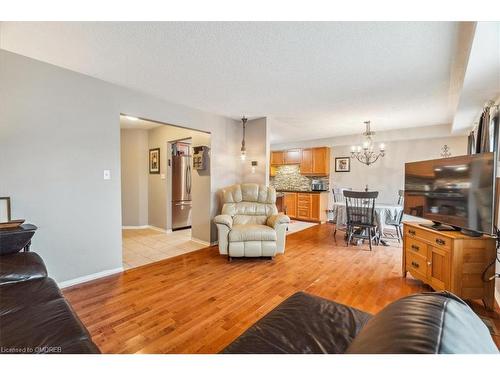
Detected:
[{"left": 270, "top": 164, "right": 329, "bottom": 191}]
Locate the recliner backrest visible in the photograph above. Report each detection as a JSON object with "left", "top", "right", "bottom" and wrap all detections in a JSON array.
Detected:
[{"left": 220, "top": 184, "right": 278, "bottom": 225}]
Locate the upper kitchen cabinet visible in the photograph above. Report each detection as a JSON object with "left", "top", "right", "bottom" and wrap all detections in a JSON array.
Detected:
[
  {"left": 270, "top": 151, "right": 284, "bottom": 165},
  {"left": 270, "top": 147, "right": 330, "bottom": 175},
  {"left": 284, "top": 149, "right": 302, "bottom": 164},
  {"left": 312, "top": 147, "right": 330, "bottom": 175},
  {"left": 300, "top": 148, "right": 313, "bottom": 174}
]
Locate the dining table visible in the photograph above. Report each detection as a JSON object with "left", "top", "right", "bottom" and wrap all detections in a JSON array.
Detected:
[{"left": 330, "top": 201, "right": 404, "bottom": 246}]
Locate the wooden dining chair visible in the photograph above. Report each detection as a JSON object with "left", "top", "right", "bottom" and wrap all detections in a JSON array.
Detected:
[
  {"left": 386, "top": 190, "right": 405, "bottom": 243},
  {"left": 344, "top": 190, "right": 379, "bottom": 251}
]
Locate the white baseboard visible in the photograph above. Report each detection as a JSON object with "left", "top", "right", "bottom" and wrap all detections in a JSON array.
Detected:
[
  {"left": 58, "top": 267, "right": 123, "bottom": 289},
  {"left": 191, "top": 237, "right": 211, "bottom": 247},
  {"left": 122, "top": 225, "right": 168, "bottom": 233}
]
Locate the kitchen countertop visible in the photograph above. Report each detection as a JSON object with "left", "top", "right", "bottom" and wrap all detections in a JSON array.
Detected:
[{"left": 275, "top": 189, "right": 329, "bottom": 194}]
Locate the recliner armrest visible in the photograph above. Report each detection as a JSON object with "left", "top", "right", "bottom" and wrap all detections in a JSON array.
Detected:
[
  {"left": 267, "top": 214, "right": 290, "bottom": 229},
  {"left": 214, "top": 214, "right": 233, "bottom": 229}
]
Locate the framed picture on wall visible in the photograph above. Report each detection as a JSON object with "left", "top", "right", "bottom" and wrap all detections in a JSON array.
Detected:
[
  {"left": 0, "top": 197, "right": 11, "bottom": 223},
  {"left": 149, "top": 148, "right": 160, "bottom": 174},
  {"left": 335, "top": 157, "right": 350, "bottom": 172}
]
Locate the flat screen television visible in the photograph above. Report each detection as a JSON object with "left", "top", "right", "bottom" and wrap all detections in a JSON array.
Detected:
[{"left": 404, "top": 152, "right": 496, "bottom": 236}]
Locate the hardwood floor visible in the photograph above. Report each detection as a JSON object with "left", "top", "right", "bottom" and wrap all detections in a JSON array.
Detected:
[{"left": 63, "top": 223, "right": 499, "bottom": 353}]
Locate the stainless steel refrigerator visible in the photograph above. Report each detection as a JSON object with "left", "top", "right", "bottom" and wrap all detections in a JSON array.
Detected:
[{"left": 172, "top": 155, "right": 192, "bottom": 230}]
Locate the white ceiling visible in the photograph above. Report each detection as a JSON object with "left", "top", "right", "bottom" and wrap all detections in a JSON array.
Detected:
[
  {"left": 120, "top": 115, "right": 162, "bottom": 130},
  {"left": 0, "top": 22, "right": 464, "bottom": 143},
  {"left": 452, "top": 22, "right": 500, "bottom": 132}
]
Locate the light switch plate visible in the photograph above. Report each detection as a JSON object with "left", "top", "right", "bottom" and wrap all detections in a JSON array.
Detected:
[
  {"left": 161, "top": 174, "right": 166, "bottom": 180},
  {"left": 103, "top": 169, "right": 111, "bottom": 180}
]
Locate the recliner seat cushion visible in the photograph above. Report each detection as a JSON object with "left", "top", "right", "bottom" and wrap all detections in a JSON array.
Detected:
[{"left": 229, "top": 224, "right": 277, "bottom": 242}]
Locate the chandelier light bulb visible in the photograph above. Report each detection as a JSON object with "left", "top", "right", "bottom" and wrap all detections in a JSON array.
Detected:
[
  {"left": 379, "top": 143, "right": 385, "bottom": 151},
  {"left": 240, "top": 151, "right": 246, "bottom": 161}
]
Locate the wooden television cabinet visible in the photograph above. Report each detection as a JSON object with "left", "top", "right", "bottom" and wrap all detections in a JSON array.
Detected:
[{"left": 402, "top": 222, "right": 497, "bottom": 310}]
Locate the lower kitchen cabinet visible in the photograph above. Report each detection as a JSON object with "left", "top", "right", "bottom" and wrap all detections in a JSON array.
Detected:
[{"left": 283, "top": 192, "right": 328, "bottom": 223}]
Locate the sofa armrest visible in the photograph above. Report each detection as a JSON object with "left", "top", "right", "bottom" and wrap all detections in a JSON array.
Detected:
[
  {"left": 267, "top": 214, "right": 290, "bottom": 229},
  {"left": 0, "top": 252, "right": 48, "bottom": 285},
  {"left": 214, "top": 214, "right": 233, "bottom": 229}
]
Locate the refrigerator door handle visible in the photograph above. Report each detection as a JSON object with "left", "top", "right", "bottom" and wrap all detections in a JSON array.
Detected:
[{"left": 187, "top": 165, "right": 192, "bottom": 195}]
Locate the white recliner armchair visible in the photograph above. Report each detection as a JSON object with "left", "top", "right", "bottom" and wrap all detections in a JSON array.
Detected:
[{"left": 214, "top": 183, "right": 290, "bottom": 259}]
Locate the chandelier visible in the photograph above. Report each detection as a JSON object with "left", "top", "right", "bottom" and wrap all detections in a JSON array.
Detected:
[{"left": 350, "top": 121, "right": 385, "bottom": 166}]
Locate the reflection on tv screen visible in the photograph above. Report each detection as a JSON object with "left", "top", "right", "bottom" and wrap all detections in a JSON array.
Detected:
[{"left": 404, "top": 153, "right": 495, "bottom": 235}]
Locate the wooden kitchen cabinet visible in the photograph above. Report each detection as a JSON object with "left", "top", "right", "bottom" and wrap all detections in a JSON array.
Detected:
[
  {"left": 284, "top": 149, "right": 302, "bottom": 164},
  {"left": 300, "top": 148, "right": 313, "bottom": 174},
  {"left": 270, "top": 147, "right": 330, "bottom": 176},
  {"left": 286, "top": 192, "right": 327, "bottom": 223},
  {"left": 283, "top": 193, "right": 297, "bottom": 218},
  {"left": 270, "top": 151, "right": 284, "bottom": 165},
  {"left": 403, "top": 222, "right": 497, "bottom": 310},
  {"left": 312, "top": 147, "right": 330, "bottom": 175}
]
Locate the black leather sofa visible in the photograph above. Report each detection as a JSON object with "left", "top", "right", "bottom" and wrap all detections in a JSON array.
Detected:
[
  {"left": 0, "top": 251, "right": 100, "bottom": 354},
  {"left": 222, "top": 291, "right": 499, "bottom": 354}
]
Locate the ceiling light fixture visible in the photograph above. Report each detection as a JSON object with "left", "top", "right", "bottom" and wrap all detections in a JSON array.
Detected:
[
  {"left": 125, "top": 115, "right": 139, "bottom": 121},
  {"left": 350, "top": 121, "right": 385, "bottom": 166},
  {"left": 240, "top": 116, "right": 247, "bottom": 161}
]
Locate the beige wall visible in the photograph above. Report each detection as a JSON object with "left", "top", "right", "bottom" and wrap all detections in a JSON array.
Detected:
[
  {"left": 0, "top": 49, "right": 241, "bottom": 284},
  {"left": 240, "top": 117, "right": 269, "bottom": 185},
  {"left": 120, "top": 129, "right": 149, "bottom": 226},
  {"left": 148, "top": 125, "right": 211, "bottom": 243},
  {"left": 329, "top": 136, "right": 468, "bottom": 204},
  {"left": 272, "top": 124, "right": 468, "bottom": 206}
]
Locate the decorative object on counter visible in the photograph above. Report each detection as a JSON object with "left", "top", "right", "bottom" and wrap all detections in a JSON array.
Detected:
[
  {"left": 149, "top": 147, "right": 160, "bottom": 174},
  {"left": 335, "top": 157, "right": 350, "bottom": 172},
  {"left": 0, "top": 197, "right": 11, "bottom": 223},
  {"left": 440, "top": 144, "right": 451, "bottom": 158},
  {"left": 270, "top": 165, "right": 329, "bottom": 192},
  {"left": 240, "top": 116, "right": 247, "bottom": 161},
  {"left": 350, "top": 121, "right": 385, "bottom": 166}
]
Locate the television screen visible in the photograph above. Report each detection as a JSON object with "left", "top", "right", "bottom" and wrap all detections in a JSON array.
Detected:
[{"left": 404, "top": 152, "right": 496, "bottom": 235}]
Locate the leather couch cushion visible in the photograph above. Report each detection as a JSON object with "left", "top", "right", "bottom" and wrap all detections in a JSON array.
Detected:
[
  {"left": 346, "top": 292, "right": 499, "bottom": 354},
  {"left": 0, "top": 278, "right": 63, "bottom": 316},
  {"left": 222, "top": 291, "right": 372, "bottom": 354},
  {"left": 229, "top": 224, "right": 277, "bottom": 242},
  {"left": 0, "top": 277, "right": 100, "bottom": 354},
  {"left": 0, "top": 252, "right": 48, "bottom": 285}
]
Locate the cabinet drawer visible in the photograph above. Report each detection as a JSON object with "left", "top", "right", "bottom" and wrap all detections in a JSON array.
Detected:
[
  {"left": 406, "top": 251, "right": 428, "bottom": 280},
  {"left": 297, "top": 208, "right": 310, "bottom": 218},
  {"left": 297, "top": 194, "right": 310, "bottom": 201},
  {"left": 405, "top": 237, "right": 426, "bottom": 257},
  {"left": 405, "top": 225, "right": 451, "bottom": 250}
]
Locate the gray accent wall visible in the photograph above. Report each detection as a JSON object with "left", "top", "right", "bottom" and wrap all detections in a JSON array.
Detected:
[
  {"left": 120, "top": 129, "right": 149, "bottom": 227},
  {"left": 0, "top": 49, "right": 241, "bottom": 283}
]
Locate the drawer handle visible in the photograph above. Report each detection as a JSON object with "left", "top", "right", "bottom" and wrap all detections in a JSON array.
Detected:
[
  {"left": 408, "top": 229, "right": 416, "bottom": 235},
  {"left": 435, "top": 238, "right": 446, "bottom": 246},
  {"left": 411, "top": 244, "right": 419, "bottom": 251},
  {"left": 411, "top": 261, "right": 420, "bottom": 269}
]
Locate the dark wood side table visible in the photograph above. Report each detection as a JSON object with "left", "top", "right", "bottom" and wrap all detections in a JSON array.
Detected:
[{"left": 0, "top": 224, "right": 37, "bottom": 255}]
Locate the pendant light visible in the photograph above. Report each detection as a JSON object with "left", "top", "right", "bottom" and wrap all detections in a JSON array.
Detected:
[{"left": 240, "top": 116, "right": 247, "bottom": 160}]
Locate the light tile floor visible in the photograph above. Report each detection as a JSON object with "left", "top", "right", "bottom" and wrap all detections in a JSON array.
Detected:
[
  {"left": 122, "top": 228, "right": 206, "bottom": 270},
  {"left": 286, "top": 220, "right": 318, "bottom": 234}
]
